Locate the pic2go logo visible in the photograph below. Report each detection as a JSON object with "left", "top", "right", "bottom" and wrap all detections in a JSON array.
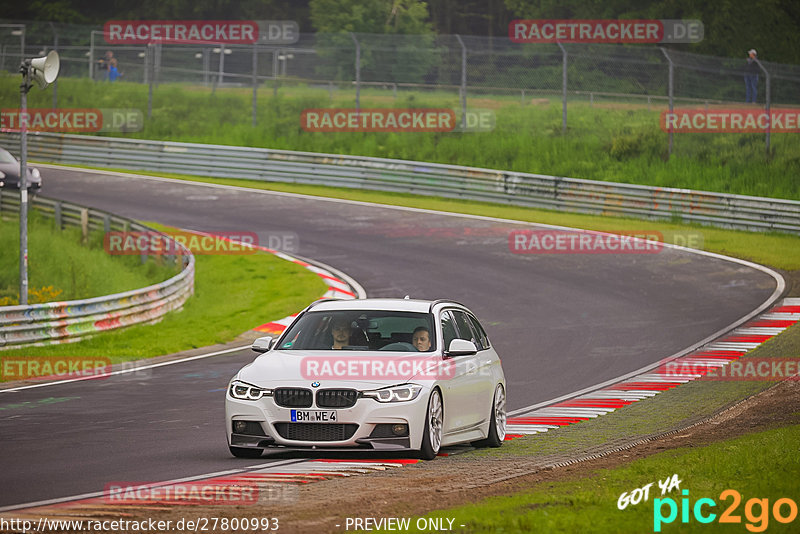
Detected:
[{"left": 653, "top": 489, "right": 798, "bottom": 532}]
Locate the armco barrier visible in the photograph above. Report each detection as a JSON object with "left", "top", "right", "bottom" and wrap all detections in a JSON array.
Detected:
[
  {"left": 0, "top": 192, "right": 194, "bottom": 348},
  {"left": 1, "top": 131, "right": 798, "bottom": 233}
]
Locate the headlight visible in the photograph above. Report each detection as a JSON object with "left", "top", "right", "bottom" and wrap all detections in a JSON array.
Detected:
[
  {"left": 31, "top": 168, "right": 40, "bottom": 178},
  {"left": 362, "top": 384, "right": 423, "bottom": 403},
  {"left": 229, "top": 380, "right": 272, "bottom": 401},
  {"left": 0, "top": 171, "right": 5, "bottom": 178}
]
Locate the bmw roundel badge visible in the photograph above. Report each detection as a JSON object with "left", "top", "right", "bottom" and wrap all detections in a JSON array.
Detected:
[{"left": 311, "top": 381, "right": 320, "bottom": 388}]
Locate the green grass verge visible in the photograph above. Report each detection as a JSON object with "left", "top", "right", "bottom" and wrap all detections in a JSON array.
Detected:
[
  {"left": 3, "top": 76, "right": 799, "bottom": 200},
  {"left": 56, "top": 165, "right": 800, "bottom": 271},
  {"left": 470, "top": 318, "right": 800, "bottom": 459},
  {"left": 0, "top": 223, "right": 327, "bottom": 369},
  {"left": 0, "top": 209, "right": 178, "bottom": 303},
  {"left": 406, "top": 424, "right": 800, "bottom": 533}
]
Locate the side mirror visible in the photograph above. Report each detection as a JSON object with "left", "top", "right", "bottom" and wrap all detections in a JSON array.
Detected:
[
  {"left": 251, "top": 336, "right": 274, "bottom": 353},
  {"left": 446, "top": 339, "right": 477, "bottom": 357}
]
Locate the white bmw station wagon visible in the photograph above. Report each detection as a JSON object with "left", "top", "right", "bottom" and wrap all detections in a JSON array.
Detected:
[{"left": 225, "top": 298, "right": 506, "bottom": 460}]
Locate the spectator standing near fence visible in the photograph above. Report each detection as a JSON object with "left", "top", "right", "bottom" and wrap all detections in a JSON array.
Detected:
[
  {"left": 108, "top": 58, "right": 121, "bottom": 82},
  {"left": 744, "top": 49, "right": 759, "bottom": 103},
  {"left": 96, "top": 50, "right": 114, "bottom": 81}
]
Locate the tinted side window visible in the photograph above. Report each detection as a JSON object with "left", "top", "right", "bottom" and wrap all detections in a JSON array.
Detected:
[
  {"left": 441, "top": 311, "right": 458, "bottom": 349},
  {"left": 466, "top": 313, "right": 490, "bottom": 350},
  {"left": 451, "top": 311, "right": 478, "bottom": 346}
]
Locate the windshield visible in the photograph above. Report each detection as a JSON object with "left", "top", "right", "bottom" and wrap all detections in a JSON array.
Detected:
[
  {"left": 277, "top": 310, "right": 436, "bottom": 352},
  {"left": 0, "top": 149, "right": 17, "bottom": 164}
]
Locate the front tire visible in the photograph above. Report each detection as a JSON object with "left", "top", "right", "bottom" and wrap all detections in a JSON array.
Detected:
[
  {"left": 229, "top": 446, "right": 263, "bottom": 458},
  {"left": 474, "top": 384, "right": 506, "bottom": 448},
  {"left": 419, "top": 388, "right": 443, "bottom": 460}
]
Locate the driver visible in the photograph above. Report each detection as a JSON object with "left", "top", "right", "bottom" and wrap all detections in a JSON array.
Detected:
[
  {"left": 331, "top": 317, "right": 352, "bottom": 349},
  {"left": 412, "top": 326, "right": 432, "bottom": 352}
]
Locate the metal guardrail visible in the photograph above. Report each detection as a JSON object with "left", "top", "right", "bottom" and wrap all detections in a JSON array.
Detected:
[
  {"left": 0, "top": 191, "right": 195, "bottom": 348},
  {"left": 1, "top": 131, "right": 798, "bottom": 234}
]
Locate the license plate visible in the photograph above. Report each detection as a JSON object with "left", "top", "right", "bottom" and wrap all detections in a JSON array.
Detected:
[{"left": 291, "top": 410, "right": 337, "bottom": 422}]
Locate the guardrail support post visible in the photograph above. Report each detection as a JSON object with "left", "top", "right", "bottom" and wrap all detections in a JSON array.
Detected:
[
  {"left": 80, "top": 208, "right": 89, "bottom": 245},
  {"left": 660, "top": 47, "right": 674, "bottom": 159},
  {"left": 54, "top": 201, "right": 62, "bottom": 230},
  {"left": 557, "top": 42, "right": 567, "bottom": 133},
  {"left": 103, "top": 214, "right": 111, "bottom": 234}
]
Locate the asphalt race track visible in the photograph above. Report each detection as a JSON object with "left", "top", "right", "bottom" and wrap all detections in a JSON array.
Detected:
[{"left": 0, "top": 166, "right": 780, "bottom": 508}]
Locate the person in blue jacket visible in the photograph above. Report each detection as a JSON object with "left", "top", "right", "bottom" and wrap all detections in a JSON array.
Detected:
[{"left": 108, "top": 58, "right": 121, "bottom": 82}]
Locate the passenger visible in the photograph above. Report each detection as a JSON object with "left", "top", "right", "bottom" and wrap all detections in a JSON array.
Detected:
[
  {"left": 412, "top": 326, "right": 431, "bottom": 352},
  {"left": 331, "top": 318, "right": 352, "bottom": 349}
]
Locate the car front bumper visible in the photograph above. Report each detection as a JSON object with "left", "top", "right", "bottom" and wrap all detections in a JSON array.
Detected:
[{"left": 225, "top": 387, "right": 432, "bottom": 451}]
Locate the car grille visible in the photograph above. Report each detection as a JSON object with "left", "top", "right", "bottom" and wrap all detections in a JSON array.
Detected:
[
  {"left": 316, "top": 389, "right": 358, "bottom": 408},
  {"left": 274, "top": 423, "right": 358, "bottom": 442},
  {"left": 273, "top": 388, "right": 313, "bottom": 408}
]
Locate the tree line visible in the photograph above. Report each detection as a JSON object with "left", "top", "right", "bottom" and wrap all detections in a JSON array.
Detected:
[{"left": 5, "top": 0, "right": 799, "bottom": 64}]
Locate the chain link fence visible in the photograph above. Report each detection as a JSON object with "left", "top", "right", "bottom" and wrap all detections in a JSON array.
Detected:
[{"left": 2, "top": 20, "right": 799, "bottom": 153}]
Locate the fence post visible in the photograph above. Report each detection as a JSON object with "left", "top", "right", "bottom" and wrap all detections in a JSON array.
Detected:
[
  {"left": 350, "top": 33, "right": 360, "bottom": 112},
  {"left": 252, "top": 43, "right": 258, "bottom": 127},
  {"left": 755, "top": 58, "right": 771, "bottom": 154},
  {"left": 203, "top": 47, "right": 210, "bottom": 86},
  {"left": 272, "top": 48, "right": 279, "bottom": 96},
  {"left": 89, "top": 30, "right": 95, "bottom": 79},
  {"left": 50, "top": 23, "right": 58, "bottom": 109},
  {"left": 147, "top": 44, "right": 154, "bottom": 118},
  {"left": 660, "top": 48, "right": 674, "bottom": 159},
  {"left": 455, "top": 35, "right": 467, "bottom": 128},
  {"left": 218, "top": 43, "right": 225, "bottom": 87},
  {"left": 19, "top": 74, "right": 29, "bottom": 305},
  {"left": 155, "top": 42, "right": 162, "bottom": 88},
  {"left": 557, "top": 42, "right": 567, "bottom": 133},
  {"left": 143, "top": 45, "right": 149, "bottom": 85}
]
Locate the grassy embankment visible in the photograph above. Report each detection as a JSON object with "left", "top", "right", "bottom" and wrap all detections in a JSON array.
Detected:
[
  {"left": 0, "top": 215, "right": 326, "bottom": 367},
  {"left": 2, "top": 75, "right": 798, "bottom": 200}
]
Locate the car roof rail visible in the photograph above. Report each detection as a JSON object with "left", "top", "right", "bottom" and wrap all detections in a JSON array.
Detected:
[
  {"left": 307, "top": 298, "right": 339, "bottom": 309},
  {"left": 428, "top": 299, "right": 467, "bottom": 312}
]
